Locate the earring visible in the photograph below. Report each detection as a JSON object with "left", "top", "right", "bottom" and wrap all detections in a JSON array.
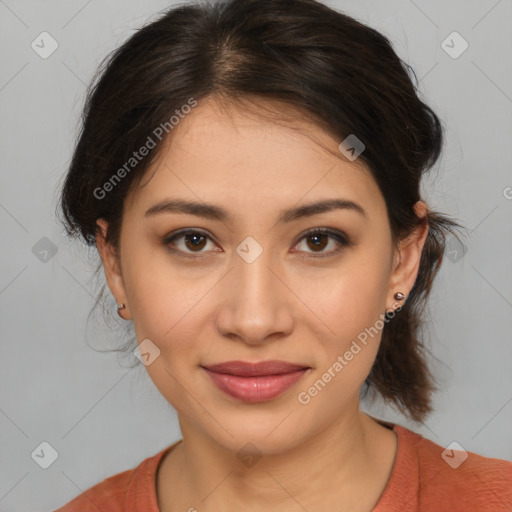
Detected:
[
  {"left": 386, "top": 291, "right": 406, "bottom": 315},
  {"left": 117, "top": 303, "right": 126, "bottom": 318}
]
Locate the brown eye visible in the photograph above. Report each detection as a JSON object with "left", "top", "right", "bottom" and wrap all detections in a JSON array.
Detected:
[
  {"left": 163, "top": 230, "right": 216, "bottom": 255},
  {"left": 292, "top": 229, "right": 349, "bottom": 258},
  {"left": 305, "top": 233, "right": 329, "bottom": 252},
  {"left": 183, "top": 233, "right": 208, "bottom": 251}
]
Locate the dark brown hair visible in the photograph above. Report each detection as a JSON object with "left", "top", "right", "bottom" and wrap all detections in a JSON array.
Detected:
[{"left": 57, "top": 0, "right": 465, "bottom": 423}]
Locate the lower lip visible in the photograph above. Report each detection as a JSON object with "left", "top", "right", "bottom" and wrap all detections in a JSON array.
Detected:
[{"left": 203, "top": 368, "right": 309, "bottom": 402}]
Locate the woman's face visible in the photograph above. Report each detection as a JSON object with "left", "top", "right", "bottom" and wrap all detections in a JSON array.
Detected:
[{"left": 98, "top": 96, "right": 427, "bottom": 454}]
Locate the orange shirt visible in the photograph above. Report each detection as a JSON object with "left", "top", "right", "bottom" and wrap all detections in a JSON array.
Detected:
[{"left": 54, "top": 422, "right": 512, "bottom": 511}]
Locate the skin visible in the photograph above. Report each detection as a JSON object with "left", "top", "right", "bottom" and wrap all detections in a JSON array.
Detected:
[{"left": 96, "top": 95, "right": 429, "bottom": 512}]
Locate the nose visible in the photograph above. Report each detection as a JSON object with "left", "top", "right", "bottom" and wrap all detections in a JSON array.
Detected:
[{"left": 214, "top": 246, "right": 294, "bottom": 346}]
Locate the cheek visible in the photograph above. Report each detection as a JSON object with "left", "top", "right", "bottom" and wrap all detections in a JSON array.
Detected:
[
  {"left": 294, "top": 253, "right": 391, "bottom": 391},
  {"left": 121, "top": 238, "right": 210, "bottom": 343},
  {"left": 294, "top": 251, "right": 390, "bottom": 339},
  {"left": 296, "top": 266, "right": 389, "bottom": 413}
]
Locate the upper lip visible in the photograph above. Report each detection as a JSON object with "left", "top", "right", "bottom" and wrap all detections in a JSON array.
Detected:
[{"left": 202, "top": 360, "right": 310, "bottom": 377}]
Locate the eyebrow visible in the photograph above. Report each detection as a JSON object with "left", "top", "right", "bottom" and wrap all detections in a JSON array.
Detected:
[{"left": 144, "top": 198, "right": 367, "bottom": 223}]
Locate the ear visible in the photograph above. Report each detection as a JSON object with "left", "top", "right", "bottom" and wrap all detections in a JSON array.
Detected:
[
  {"left": 386, "top": 200, "right": 429, "bottom": 310},
  {"left": 96, "top": 219, "right": 132, "bottom": 320}
]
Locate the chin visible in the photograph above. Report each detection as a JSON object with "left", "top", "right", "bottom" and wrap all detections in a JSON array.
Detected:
[
  {"left": 218, "top": 430, "right": 303, "bottom": 459},
  {"left": 197, "top": 408, "right": 311, "bottom": 456}
]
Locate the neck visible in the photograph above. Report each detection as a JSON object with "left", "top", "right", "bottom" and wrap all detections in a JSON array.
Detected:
[{"left": 157, "top": 408, "right": 398, "bottom": 512}]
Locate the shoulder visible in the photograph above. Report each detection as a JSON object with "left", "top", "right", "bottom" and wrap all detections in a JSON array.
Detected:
[
  {"left": 54, "top": 467, "right": 135, "bottom": 512},
  {"left": 54, "top": 442, "right": 178, "bottom": 512},
  {"left": 397, "top": 424, "right": 512, "bottom": 510}
]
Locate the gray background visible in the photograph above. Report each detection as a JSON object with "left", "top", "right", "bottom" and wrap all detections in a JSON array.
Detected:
[{"left": 1, "top": 0, "right": 511, "bottom": 510}]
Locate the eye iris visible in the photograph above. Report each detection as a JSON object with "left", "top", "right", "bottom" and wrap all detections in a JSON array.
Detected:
[
  {"left": 185, "top": 233, "right": 207, "bottom": 251},
  {"left": 307, "top": 234, "right": 328, "bottom": 252}
]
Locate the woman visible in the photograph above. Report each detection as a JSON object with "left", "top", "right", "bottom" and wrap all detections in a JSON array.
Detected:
[{"left": 55, "top": 0, "right": 512, "bottom": 510}]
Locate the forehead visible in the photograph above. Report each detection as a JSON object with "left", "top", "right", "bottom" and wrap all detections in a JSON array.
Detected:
[{"left": 125, "top": 96, "right": 384, "bottom": 219}]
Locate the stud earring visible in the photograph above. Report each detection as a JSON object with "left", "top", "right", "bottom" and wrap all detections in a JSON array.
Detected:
[
  {"left": 117, "top": 303, "right": 126, "bottom": 318},
  {"left": 386, "top": 291, "right": 407, "bottom": 315}
]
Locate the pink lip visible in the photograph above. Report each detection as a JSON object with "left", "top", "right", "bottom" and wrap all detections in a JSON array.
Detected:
[{"left": 201, "top": 360, "right": 310, "bottom": 402}]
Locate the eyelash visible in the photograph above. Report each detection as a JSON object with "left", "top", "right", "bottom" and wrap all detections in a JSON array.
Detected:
[{"left": 162, "top": 228, "right": 350, "bottom": 259}]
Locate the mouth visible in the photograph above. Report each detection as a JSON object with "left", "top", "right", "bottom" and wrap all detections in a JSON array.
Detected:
[{"left": 201, "top": 360, "right": 311, "bottom": 402}]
